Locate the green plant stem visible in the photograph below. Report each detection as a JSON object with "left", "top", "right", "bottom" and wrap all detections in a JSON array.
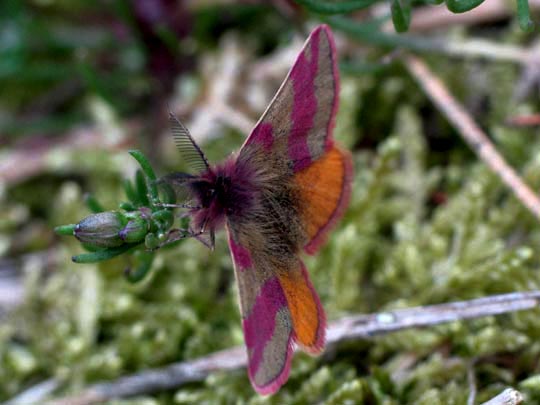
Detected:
[
  {"left": 295, "top": 0, "right": 379, "bottom": 14},
  {"left": 54, "top": 224, "right": 77, "bottom": 235}
]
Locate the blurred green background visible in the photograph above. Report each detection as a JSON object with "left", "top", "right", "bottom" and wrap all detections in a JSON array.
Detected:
[{"left": 2, "top": 0, "right": 540, "bottom": 403}]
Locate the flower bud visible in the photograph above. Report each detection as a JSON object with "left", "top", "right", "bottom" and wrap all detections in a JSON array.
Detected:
[
  {"left": 119, "top": 216, "right": 150, "bottom": 243},
  {"left": 145, "top": 233, "right": 160, "bottom": 250},
  {"left": 74, "top": 212, "right": 126, "bottom": 248}
]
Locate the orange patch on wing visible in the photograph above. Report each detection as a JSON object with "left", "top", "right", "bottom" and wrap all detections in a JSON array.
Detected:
[
  {"left": 278, "top": 267, "right": 324, "bottom": 353},
  {"left": 294, "top": 145, "right": 352, "bottom": 253}
]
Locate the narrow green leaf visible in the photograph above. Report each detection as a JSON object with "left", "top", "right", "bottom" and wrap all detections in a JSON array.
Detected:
[
  {"left": 77, "top": 63, "right": 116, "bottom": 106},
  {"left": 445, "top": 0, "right": 485, "bottom": 14},
  {"left": 340, "top": 61, "right": 390, "bottom": 75},
  {"left": 154, "top": 25, "right": 180, "bottom": 55},
  {"left": 123, "top": 178, "right": 138, "bottom": 204},
  {"left": 129, "top": 150, "right": 157, "bottom": 181},
  {"left": 125, "top": 251, "right": 154, "bottom": 283},
  {"left": 72, "top": 243, "right": 139, "bottom": 263},
  {"left": 119, "top": 202, "right": 136, "bottom": 211},
  {"left": 326, "top": 15, "right": 437, "bottom": 50},
  {"left": 84, "top": 194, "right": 105, "bottom": 213},
  {"left": 135, "top": 170, "right": 150, "bottom": 207},
  {"left": 391, "top": 0, "right": 411, "bottom": 32},
  {"left": 81, "top": 243, "right": 103, "bottom": 252},
  {"left": 295, "top": 0, "right": 379, "bottom": 14},
  {"left": 129, "top": 150, "right": 159, "bottom": 204},
  {"left": 517, "top": 0, "right": 534, "bottom": 31}
]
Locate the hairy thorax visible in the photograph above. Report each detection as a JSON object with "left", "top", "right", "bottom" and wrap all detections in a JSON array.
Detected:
[{"left": 189, "top": 154, "right": 306, "bottom": 258}]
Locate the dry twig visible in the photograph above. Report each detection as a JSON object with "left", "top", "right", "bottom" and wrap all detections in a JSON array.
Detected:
[
  {"left": 43, "top": 291, "right": 540, "bottom": 405},
  {"left": 467, "top": 360, "right": 478, "bottom": 405},
  {"left": 480, "top": 388, "right": 524, "bottom": 405},
  {"left": 5, "top": 379, "right": 60, "bottom": 405},
  {"left": 404, "top": 54, "right": 540, "bottom": 221},
  {"left": 0, "top": 126, "right": 137, "bottom": 186},
  {"left": 506, "top": 114, "right": 540, "bottom": 127}
]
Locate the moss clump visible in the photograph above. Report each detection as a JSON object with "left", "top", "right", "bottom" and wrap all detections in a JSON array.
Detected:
[{"left": 2, "top": 5, "right": 540, "bottom": 403}]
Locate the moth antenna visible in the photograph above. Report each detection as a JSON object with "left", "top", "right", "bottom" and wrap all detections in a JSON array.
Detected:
[{"left": 168, "top": 111, "right": 210, "bottom": 173}]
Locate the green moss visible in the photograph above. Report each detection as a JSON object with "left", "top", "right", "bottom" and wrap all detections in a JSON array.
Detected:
[{"left": 3, "top": 6, "right": 540, "bottom": 404}]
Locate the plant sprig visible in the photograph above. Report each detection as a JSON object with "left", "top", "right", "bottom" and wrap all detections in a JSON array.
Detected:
[
  {"left": 54, "top": 150, "right": 181, "bottom": 283},
  {"left": 294, "top": 0, "right": 535, "bottom": 33}
]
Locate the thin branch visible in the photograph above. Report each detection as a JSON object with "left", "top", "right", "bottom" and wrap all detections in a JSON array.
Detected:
[
  {"left": 44, "top": 291, "right": 540, "bottom": 405},
  {"left": 0, "top": 124, "right": 137, "bottom": 186},
  {"left": 480, "top": 388, "right": 524, "bottom": 405},
  {"left": 467, "top": 360, "right": 478, "bottom": 405},
  {"left": 506, "top": 114, "right": 540, "bottom": 127},
  {"left": 5, "top": 379, "right": 60, "bottom": 405},
  {"left": 404, "top": 54, "right": 540, "bottom": 221},
  {"left": 435, "top": 39, "right": 531, "bottom": 64},
  {"left": 327, "top": 291, "right": 540, "bottom": 341},
  {"left": 513, "top": 41, "right": 540, "bottom": 101},
  {"left": 45, "top": 347, "right": 247, "bottom": 405}
]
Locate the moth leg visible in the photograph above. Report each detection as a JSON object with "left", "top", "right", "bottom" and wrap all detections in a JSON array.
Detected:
[
  {"left": 194, "top": 229, "right": 215, "bottom": 250},
  {"left": 159, "top": 228, "right": 195, "bottom": 246},
  {"left": 194, "top": 217, "right": 215, "bottom": 250},
  {"left": 158, "top": 227, "right": 213, "bottom": 250}
]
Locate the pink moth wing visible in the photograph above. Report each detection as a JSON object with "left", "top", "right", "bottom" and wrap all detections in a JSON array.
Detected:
[{"left": 226, "top": 25, "right": 353, "bottom": 395}]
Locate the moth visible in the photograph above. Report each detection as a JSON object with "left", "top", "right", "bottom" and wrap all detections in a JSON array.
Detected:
[{"left": 163, "top": 25, "right": 353, "bottom": 394}]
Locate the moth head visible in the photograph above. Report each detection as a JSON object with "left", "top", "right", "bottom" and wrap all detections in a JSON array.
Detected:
[{"left": 191, "top": 178, "right": 218, "bottom": 208}]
